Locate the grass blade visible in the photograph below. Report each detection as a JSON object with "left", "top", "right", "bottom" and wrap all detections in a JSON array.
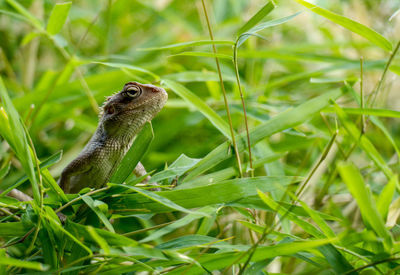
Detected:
[
  {"left": 137, "top": 40, "right": 235, "bottom": 51},
  {"left": 110, "top": 122, "right": 153, "bottom": 184},
  {"left": 338, "top": 162, "right": 393, "bottom": 249},
  {"left": 163, "top": 79, "right": 233, "bottom": 140},
  {"left": 184, "top": 88, "right": 343, "bottom": 181},
  {"left": 109, "top": 183, "right": 207, "bottom": 216},
  {"left": 296, "top": 0, "right": 392, "bottom": 51},
  {"left": 82, "top": 196, "right": 115, "bottom": 233},
  {"left": 0, "top": 252, "right": 48, "bottom": 271},
  {"left": 333, "top": 102, "right": 393, "bottom": 178},
  {"left": 237, "top": 1, "right": 276, "bottom": 35},
  {"left": 238, "top": 12, "right": 302, "bottom": 47},
  {"left": 0, "top": 77, "right": 39, "bottom": 203},
  {"left": 46, "top": 2, "right": 72, "bottom": 35}
]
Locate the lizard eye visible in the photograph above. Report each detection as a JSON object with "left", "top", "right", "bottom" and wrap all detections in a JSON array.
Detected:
[{"left": 125, "top": 86, "right": 141, "bottom": 98}]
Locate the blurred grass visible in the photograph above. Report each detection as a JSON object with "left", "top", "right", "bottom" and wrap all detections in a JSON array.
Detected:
[{"left": 0, "top": 0, "right": 400, "bottom": 273}]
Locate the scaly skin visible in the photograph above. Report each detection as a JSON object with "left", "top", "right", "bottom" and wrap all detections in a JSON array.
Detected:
[{"left": 58, "top": 82, "right": 167, "bottom": 193}]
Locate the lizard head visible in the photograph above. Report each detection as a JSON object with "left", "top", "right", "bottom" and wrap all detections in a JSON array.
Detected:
[{"left": 100, "top": 82, "right": 168, "bottom": 137}]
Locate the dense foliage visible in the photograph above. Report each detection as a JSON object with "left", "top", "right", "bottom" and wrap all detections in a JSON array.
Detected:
[{"left": 1, "top": 0, "right": 400, "bottom": 274}]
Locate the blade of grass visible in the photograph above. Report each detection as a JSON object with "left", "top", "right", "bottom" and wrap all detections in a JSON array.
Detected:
[
  {"left": 338, "top": 162, "right": 393, "bottom": 249},
  {"left": 137, "top": 40, "right": 235, "bottom": 51},
  {"left": 200, "top": 0, "right": 242, "bottom": 177},
  {"left": 162, "top": 80, "right": 233, "bottom": 140},
  {"left": 0, "top": 77, "right": 40, "bottom": 203},
  {"left": 46, "top": 2, "right": 72, "bottom": 35},
  {"left": 110, "top": 122, "right": 153, "bottom": 184},
  {"left": 0, "top": 253, "right": 48, "bottom": 271},
  {"left": 237, "top": 1, "right": 276, "bottom": 35},
  {"left": 184, "top": 88, "right": 343, "bottom": 181},
  {"left": 333, "top": 102, "right": 393, "bottom": 178},
  {"left": 296, "top": 0, "right": 392, "bottom": 51}
]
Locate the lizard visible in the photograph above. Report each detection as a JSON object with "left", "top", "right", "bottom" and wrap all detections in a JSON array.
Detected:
[
  {"left": 59, "top": 81, "right": 168, "bottom": 193},
  {"left": 7, "top": 81, "right": 167, "bottom": 200}
]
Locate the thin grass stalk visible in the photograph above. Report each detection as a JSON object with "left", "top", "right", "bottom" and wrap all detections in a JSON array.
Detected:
[
  {"left": 233, "top": 41, "right": 253, "bottom": 177},
  {"left": 24, "top": 125, "right": 43, "bottom": 255},
  {"left": 234, "top": 130, "right": 338, "bottom": 273},
  {"left": 343, "top": 257, "right": 400, "bottom": 275},
  {"left": 200, "top": 0, "right": 243, "bottom": 177},
  {"left": 367, "top": 39, "right": 400, "bottom": 107},
  {"left": 360, "top": 57, "right": 365, "bottom": 133}
]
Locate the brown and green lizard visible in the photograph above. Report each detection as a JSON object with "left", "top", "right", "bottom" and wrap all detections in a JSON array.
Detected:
[{"left": 9, "top": 81, "right": 167, "bottom": 199}]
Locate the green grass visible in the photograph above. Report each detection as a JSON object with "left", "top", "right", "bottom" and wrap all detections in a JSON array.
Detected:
[{"left": 0, "top": 0, "right": 400, "bottom": 273}]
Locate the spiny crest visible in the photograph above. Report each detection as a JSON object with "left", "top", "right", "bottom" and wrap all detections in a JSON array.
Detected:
[{"left": 99, "top": 92, "right": 120, "bottom": 118}]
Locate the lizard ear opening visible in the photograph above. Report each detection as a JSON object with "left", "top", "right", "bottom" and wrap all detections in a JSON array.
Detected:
[{"left": 104, "top": 105, "right": 115, "bottom": 115}]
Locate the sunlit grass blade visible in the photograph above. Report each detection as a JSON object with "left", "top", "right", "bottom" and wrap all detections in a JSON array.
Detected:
[
  {"left": 163, "top": 71, "right": 236, "bottom": 83},
  {"left": 82, "top": 196, "right": 115, "bottom": 233},
  {"left": 106, "top": 177, "right": 297, "bottom": 214},
  {"left": 0, "top": 222, "right": 32, "bottom": 237},
  {"left": 46, "top": 2, "right": 71, "bottom": 35},
  {"left": 139, "top": 206, "right": 215, "bottom": 243},
  {"left": 237, "top": 12, "right": 302, "bottom": 47},
  {"left": 184, "top": 88, "right": 343, "bottom": 181},
  {"left": 333, "top": 102, "right": 393, "bottom": 178},
  {"left": 110, "top": 122, "right": 153, "bottom": 184},
  {"left": 323, "top": 107, "right": 400, "bottom": 118},
  {"left": 167, "top": 238, "right": 333, "bottom": 275},
  {"left": 169, "top": 51, "right": 232, "bottom": 59},
  {"left": 87, "top": 226, "right": 110, "bottom": 254},
  {"left": 0, "top": 77, "right": 39, "bottom": 203},
  {"left": 137, "top": 40, "right": 235, "bottom": 51},
  {"left": 257, "top": 190, "right": 324, "bottom": 237},
  {"left": 0, "top": 151, "right": 62, "bottom": 198},
  {"left": 93, "top": 62, "right": 159, "bottom": 81},
  {"left": 67, "top": 221, "right": 138, "bottom": 247},
  {"left": 0, "top": 252, "right": 48, "bottom": 271},
  {"left": 109, "top": 183, "right": 208, "bottom": 216},
  {"left": 163, "top": 79, "right": 233, "bottom": 140},
  {"left": 377, "top": 175, "right": 397, "bottom": 222},
  {"left": 0, "top": 163, "right": 10, "bottom": 180},
  {"left": 237, "top": 1, "right": 276, "bottom": 35},
  {"left": 338, "top": 162, "right": 393, "bottom": 249},
  {"left": 6, "top": 0, "right": 44, "bottom": 30},
  {"left": 296, "top": 0, "right": 392, "bottom": 51}
]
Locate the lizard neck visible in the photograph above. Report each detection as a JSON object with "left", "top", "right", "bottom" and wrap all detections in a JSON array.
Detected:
[{"left": 92, "top": 124, "right": 139, "bottom": 152}]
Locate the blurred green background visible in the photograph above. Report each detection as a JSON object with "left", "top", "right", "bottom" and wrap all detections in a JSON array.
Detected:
[{"left": 1, "top": 0, "right": 400, "bottom": 273}]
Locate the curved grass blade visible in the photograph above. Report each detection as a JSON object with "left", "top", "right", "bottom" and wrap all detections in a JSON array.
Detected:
[
  {"left": 0, "top": 163, "right": 10, "bottom": 180},
  {"left": 82, "top": 196, "right": 115, "bottom": 233},
  {"left": 296, "top": 0, "right": 392, "bottom": 51},
  {"left": 0, "top": 77, "right": 39, "bottom": 203},
  {"left": 184, "top": 88, "right": 343, "bottom": 181},
  {"left": 46, "top": 2, "right": 71, "bottom": 35},
  {"left": 110, "top": 122, "right": 153, "bottom": 184},
  {"left": 163, "top": 79, "right": 233, "bottom": 140},
  {"left": 138, "top": 40, "right": 234, "bottom": 51},
  {"left": 93, "top": 62, "right": 159, "bottom": 81},
  {"left": 333, "top": 102, "right": 393, "bottom": 178},
  {"left": 338, "top": 162, "right": 393, "bottom": 249},
  {"left": 238, "top": 12, "right": 302, "bottom": 47},
  {"left": 0, "top": 151, "right": 63, "bottom": 197},
  {"left": 237, "top": 1, "right": 276, "bottom": 35},
  {"left": 107, "top": 176, "right": 298, "bottom": 214},
  {"left": 169, "top": 51, "right": 232, "bottom": 59},
  {"left": 0, "top": 252, "right": 48, "bottom": 271},
  {"left": 6, "top": 0, "right": 44, "bottom": 31},
  {"left": 109, "top": 183, "right": 208, "bottom": 216},
  {"left": 139, "top": 206, "right": 215, "bottom": 243},
  {"left": 323, "top": 107, "right": 400, "bottom": 118}
]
